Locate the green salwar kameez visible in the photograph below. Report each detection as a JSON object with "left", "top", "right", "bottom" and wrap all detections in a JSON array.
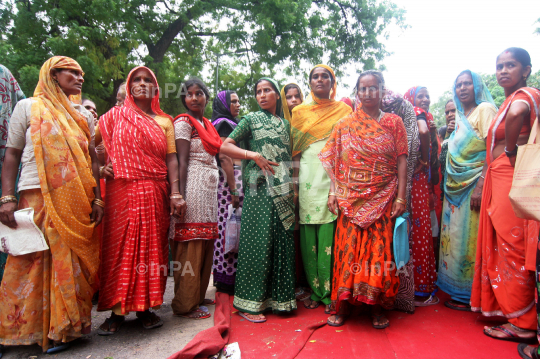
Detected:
[{"left": 228, "top": 96, "right": 296, "bottom": 314}]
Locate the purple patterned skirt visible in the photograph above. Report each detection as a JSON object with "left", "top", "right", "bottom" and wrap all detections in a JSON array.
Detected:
[{"left": 213, "top": 166, "right": 244, "bottom": 294}]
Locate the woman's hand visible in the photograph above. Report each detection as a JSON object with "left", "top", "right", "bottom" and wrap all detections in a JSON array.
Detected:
[
  {"left": 90, "top": 203, "right": 104, "bottom": 226},
  {"left": 0, "top": 202, "right": 18, "bottom": 229},
  {"left": 254, "top": 154, "right": 278, "bottom": 175},
  {"left": 470, "top": 185, "right": 483, "bottom": 211},
  {"left": 170, "top": 198, "right": 186, "bottom": 219},
  {"left": 414, "top": 159, "right": 428, "bottom": 174},
  {"left": 231, "top": 195, "right": 240, "bottom": 209},
  {"left": 508, "top": 154, "right": 517, "bottom": 167},
  {"left": 327, "top": 194, "right": 339, "bottom": 216},
  {"left": 447, "top": 120, "right": 455, "bottom": 134},
  {"left": 101, "top": 162, "right": 114, "bottom": 179},
  {"left": 391, "top": 201, "right": 406, "bottom": 219}
]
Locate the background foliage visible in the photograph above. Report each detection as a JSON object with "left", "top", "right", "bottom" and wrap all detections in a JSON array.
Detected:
[{"left": 0, "top": 0, "right": 406, "bottom": 117}]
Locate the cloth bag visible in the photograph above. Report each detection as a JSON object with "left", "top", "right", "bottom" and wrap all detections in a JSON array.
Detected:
[
  {"left": 393, "top": 212, "right": 410, "bottom": 269},
  {"left": 224, "top": 205, "right": 242, "bottom": 254},
  {"left": 509, "top": 114, "right": 540, "bottom": 221}
]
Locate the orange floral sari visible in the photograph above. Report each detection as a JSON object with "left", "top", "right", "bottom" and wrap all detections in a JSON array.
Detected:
[{"left": 0, "top": 57, "right": 98, "bottom": 351}]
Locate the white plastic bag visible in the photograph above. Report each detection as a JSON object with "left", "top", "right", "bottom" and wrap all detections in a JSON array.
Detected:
[
  {"left": 225, "top": 205, "right": 241, "bottom": 254},
  {"left": 0, "top": 208, "right": 48, "bottom": 255}
]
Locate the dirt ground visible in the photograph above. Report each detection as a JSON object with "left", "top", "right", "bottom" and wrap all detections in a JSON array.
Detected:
[{"left": 2, "top": 277, "right": 216, "bottom": 359}]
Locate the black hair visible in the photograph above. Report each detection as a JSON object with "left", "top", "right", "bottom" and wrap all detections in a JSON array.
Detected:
[
  {"left": 253, "top": 78, "right": 279, "bottom": 98},
  {"left": 354, "top": 70, "right": 385, "bottom": 92},
  {"left": 438, "top": 126, "right": 447, "bottom": 138},
  {"left": 445, "top": 99, "right": 454, "bottom": 106},
  {"left": 181, "top": 78, "right": 210, "bottom": 109},
  {"left": 309, "top": 66, "right": 334, "bottom": 86},
  {"left": 284, "top": 83, "right": 302, "bottom": 97},
  {"left": 497, "top": 47, "right": 532, "bottom": 79},
  {"left": 456, "top": 70, "right": 472, "bottom": 81}
]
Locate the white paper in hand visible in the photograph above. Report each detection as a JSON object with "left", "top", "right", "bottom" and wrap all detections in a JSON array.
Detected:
[{"left": 0, "top": 208, "right": 48, "bottom": 255}]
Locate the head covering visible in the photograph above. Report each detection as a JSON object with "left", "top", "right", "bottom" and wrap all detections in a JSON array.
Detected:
[
  {"left": 280, "top": 83, "right": 304, "bottom": 122},
  {"left": 33, "top": 56, "right": 90, "bottom": 138},
  {"left": 290, "top": 65, "right": 352, "bottom": 157},
  {"left": 211, "top": 90, "right": 237, "bottom": 124},
  {"left": 452, "top": 70, "right": 495, "bottom": 113},
  {"left": 403, "top": 86, "right": 435, "bottom": 124},
  {"left": 257, "top": 77, "right": 283, "bottom": 118},
  {"left": 125, "top": 66, "right": 172, "bottom": 121}
]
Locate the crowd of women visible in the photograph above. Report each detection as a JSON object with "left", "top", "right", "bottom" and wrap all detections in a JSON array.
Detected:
[{"left": 0, "top": 46, "right": 538, "bottom": 359}]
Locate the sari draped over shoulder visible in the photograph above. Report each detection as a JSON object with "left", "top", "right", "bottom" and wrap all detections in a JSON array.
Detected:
[
  {"left": 445, "top": 71, "right": 497, "bottom": 207},
  {"left": 318, "top": 105, "right": 408, "bottom": 228},
  {"left": 97, "top": 66, "right": 171, "bottom": 314},
  {"left": 471, "top": 87, "right": 540, "bottom": 330},
  {"left": 0, "top": 56, "right": 98, "bottom": 351}
]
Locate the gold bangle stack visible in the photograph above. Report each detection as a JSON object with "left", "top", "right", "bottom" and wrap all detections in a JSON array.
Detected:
[
  {"left": 170, "top": 191, "right": 183, "bottom": 200},
  {"left": 395, "top": 197, "right": 406, "bottom": 205},
  {"left": 0, "top": 195, "right": 17, "bottom": 206},
  {"left": 93, "top": 198, "right": 105, "bottom": 208},
  {"left": 99, "top": 166, "right": 105, "bottom": 178}
]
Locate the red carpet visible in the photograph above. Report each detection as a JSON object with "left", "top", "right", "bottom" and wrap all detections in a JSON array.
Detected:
[{"left": 170, "top": 291, "right": 523, "bottom": 359}]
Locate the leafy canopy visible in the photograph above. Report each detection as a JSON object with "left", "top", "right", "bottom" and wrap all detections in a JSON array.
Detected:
[{"left": 0, "top": 0, "right": 406, "bottom": 116}]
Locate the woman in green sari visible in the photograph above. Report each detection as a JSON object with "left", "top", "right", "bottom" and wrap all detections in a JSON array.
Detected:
[{"left": 220, "top": 77, "right": 296, "bottom": 323}]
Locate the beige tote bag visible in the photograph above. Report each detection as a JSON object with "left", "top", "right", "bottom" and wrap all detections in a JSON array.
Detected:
[{"left": 509, "top": 112, "right": 540, "bottom": 221}]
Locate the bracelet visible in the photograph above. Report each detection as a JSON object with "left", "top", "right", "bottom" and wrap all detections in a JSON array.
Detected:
[
  {"left": 93, "top": 198, "right": 105, "bottom": 208},
  {"left": 395, "top": 197, "right": 407, "bottom": 205},
  {"left": 0, "top": 195, "right": 17, "bottom": 206},
  {"left": 171, "top": 179, "right": 179, "bottom": 184},
  {"left": 328, "top": 192, "right": 337, "bottom": 196},
  {"left": 230, "top": 191, "right": 239, "bottom": 196},
  {"left": 504, "top": 145, "right": 518, "bottom": 157},
  {"left": 99, "top": 166, "right": 105, "bottom": 178},
  {"left": 170, "top": 195, "right": 183, "bottom": 200},
  {"left": 480, "top": 175, "right": 485, "bottom": 179},
  {"left": 245, "top": 150, "right": 248, "bottom": 159},
  {"left": 418, "top": 159, "right": 428, "bottom": 167}
]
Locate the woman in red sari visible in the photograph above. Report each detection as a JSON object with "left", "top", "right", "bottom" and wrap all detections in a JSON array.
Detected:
[
  {"left": 97, "top": 66, "right": 184, "bottom": 334},
  {"left": 471, "top": 48, "right": 540, "bottom": 349},
  {"left": 319, "top": 70, "right": 408, "bottom": 328}
]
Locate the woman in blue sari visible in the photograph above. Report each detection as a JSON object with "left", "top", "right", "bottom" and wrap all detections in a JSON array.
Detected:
[{"left": 437, "top": 70, "right": 497, "bottom": 310}]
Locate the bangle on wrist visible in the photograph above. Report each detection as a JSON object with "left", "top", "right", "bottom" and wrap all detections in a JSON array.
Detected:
[
  {"left": 93, "top": 198, "right": 105, "bottom": 208},
  {"left": 395, "top": 197, "right": 407, "bottom": 205},
  {"left": 99, "top": 165, "right": 105, "bottom": 178},
  {"left": 328, "top": 192, "right": 337, "bottom": 196},
  {"left": 504, "top": 145, "right": 518, "bottom": 157},
  {"left": 0, "top": 195, "right": 18, "bottom": 206}
]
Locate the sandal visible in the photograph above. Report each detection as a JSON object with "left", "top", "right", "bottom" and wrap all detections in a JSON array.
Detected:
[
  {"left": 484, "top": 325, "right": 538, "bottom": 344},
  {"left": 137, "top": 310, "right": 164, "bottom": 329},
  {"left": 372, "top": 314, "right": 390, "bottom": 329},
  {"left": 518, "top": 343, "right": 540, "bottom": 359},
  {"left": 176, "top": 308, "right": 212, "bottom": 320},
  {"left": 202, "top": 299, "right": 216, "bottom": 305},
  {"left": 46, "top": 341, "right": 71, "bottom": 354},
  {"left": 444, "top": 300, "right": 471, "bottom": 312},
  {"left": 97, "top": 314, "right": 125, "bottom": 336},
  {"left": 414, "top": 295, "right": 439, "bottom": 307},
  {"left": 239, "top": 312, "right": 266, "bottom": 323},
  {"left": 296, "top": 288, "right": 311, "bottom": 302},
  {"left": 327, "top": 314, "right": 347, "bottom": 327},
  {"left": 303, "top": 298, "right": 320, "bottom": 310}
]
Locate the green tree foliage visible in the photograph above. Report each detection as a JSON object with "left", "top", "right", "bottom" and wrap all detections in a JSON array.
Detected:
[
  {"left": 430, "top": 70, "right": 540, "bottom": 128},
  {"left": 0, "top": 0, "right": 406, "bottom": 116}
]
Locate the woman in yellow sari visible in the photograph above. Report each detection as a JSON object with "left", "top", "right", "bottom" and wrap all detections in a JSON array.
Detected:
[
  {"left": 0, "top": 56, "right": 102, "bottom": 354},
  {"left": 291, "top": 65, "right": 352, "bottom": 312}
]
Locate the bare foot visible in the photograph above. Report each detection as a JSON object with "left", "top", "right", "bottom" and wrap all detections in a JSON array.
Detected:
[{"left": 303, "top": 298, "right": 320, "bottom": 309}]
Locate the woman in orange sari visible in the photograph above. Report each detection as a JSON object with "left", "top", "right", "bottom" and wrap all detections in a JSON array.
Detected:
[
  {"left": 319, "top": 70, "right": 408, "bottom": 328},
  {"left": 471, "top": 47, "right": 540, "bottom": 348},
  {"left": 0, "top": 56, "right": 103, "bottom": 354}
]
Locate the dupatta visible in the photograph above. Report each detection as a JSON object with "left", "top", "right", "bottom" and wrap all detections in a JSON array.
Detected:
[
  {"left": 445, "top": 71, "right": 496, "bottom": 207},
  {"left": 281, "top": 83, "right": 304, "bottom": 123},
  {"left": 175, "top": 113, "right": 222, "bottom": 156},
  {"left": 211, "top": 90, "right": 238, "bottom": 130},
  {"left": 291, "top": 65, "right": 352, "bottom": 157},
  {"left": 318, "top": 105, "right": 400, "bottom": 228},
  {"left": 100, "top": 66, "right": 170, "bottom": 180},
  {"left": 30, "top": 56, "right": 99, "bottom": 274}
]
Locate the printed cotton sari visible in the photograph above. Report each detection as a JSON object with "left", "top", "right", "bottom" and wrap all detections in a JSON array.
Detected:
[{"left": 318, "top": 104, "right": 408, "bottom": 312}]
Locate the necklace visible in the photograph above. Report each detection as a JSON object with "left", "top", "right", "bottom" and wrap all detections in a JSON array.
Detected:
[{"left": 465, "top": 105, "right": 477, "bottom": 118}]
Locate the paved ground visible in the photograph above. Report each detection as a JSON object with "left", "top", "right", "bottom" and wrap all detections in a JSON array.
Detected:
[{"left": 2, "top": 277, "right": 216, "bottom": 359}]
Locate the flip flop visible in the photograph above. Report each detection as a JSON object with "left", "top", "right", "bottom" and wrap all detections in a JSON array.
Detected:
[
  {"left": 303, "top": 299, "right": 320, "bottom": 310},
  {"left": 97, "top": 315, "right": 125, "bottom": 336},
  {"left": 137, "top": 311, "right": 164, "bottom": 329},
  {"left": 444, "top": 300, "right": 471, "bottom": 312},
  {"left": 327, "top": 314, "right": 347, "bottom": 327},
  {"left": 296, "top": 288, "right": 311, "bottom": 302},
  {"left": 414, "top": 295, "right": 439, "bottom": 307},
  {"left": 239, "top": 311, "right": 266, "bottom": 323},
  {"left": 518, "top": 343, "right": 540, "bottom": 359},
  {"left": 484, "top": 326, "right": 538, "bottom": 344},
  {"left": 372, "top": 314, "right": 390, "bottom": 329},
  {"left": 176, "top": 309, "right": 212, "bottom": 320},
  {"left": 46, "top": 341, "right": 71, "bottom": 354}
]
